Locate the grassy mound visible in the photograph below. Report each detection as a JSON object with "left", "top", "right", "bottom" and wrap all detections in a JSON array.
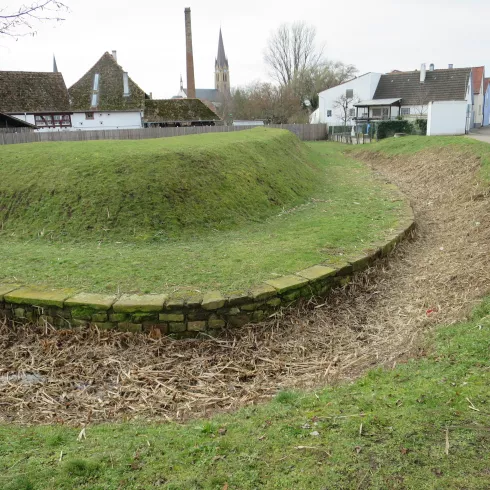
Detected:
[
  {"left": 0, "top": 143, "right": 405, "bottom": 293},
  {"left": 0, "top": 128, "right": 321, "bottom": 240}
]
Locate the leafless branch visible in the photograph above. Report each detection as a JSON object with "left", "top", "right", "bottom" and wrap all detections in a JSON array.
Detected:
[{"left": 0, "top": 1, "right": 69, "bottom": 38}]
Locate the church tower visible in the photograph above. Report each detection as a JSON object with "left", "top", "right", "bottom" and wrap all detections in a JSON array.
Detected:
[{"left": 215, "top": 29, "right": 230, "bottom": 95}]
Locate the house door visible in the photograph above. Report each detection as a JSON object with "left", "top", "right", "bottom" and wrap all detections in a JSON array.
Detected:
[{"left": 382, "top": 108, "right": 390, "bottom": 119}]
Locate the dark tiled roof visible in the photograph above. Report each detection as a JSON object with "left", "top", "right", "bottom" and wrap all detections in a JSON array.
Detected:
[
  {"left": 374, "top": 68, "right": 471, "bottom": 105},
  {"left": 143, "top": 99, "right": 220, "bottom": 123},
  {"left": 69, "top": 52, "right": 147, "bottom": 111},
  {"left": 0, "top": 72, "right": 70, "bottom": 113},
  {"left": 472, "top": 66, "right": 484, "bottom": 94}
]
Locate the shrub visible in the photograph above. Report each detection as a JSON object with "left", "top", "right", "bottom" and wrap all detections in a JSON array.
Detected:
[
  {"left": 376, "top": 120, "right": 414, "bottom": 139},
  {"left": 415, "top": 118, "right": 428, "bottom": 135}
]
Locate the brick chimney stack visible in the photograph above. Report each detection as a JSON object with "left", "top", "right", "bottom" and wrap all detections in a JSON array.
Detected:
[{"left": 184, "top": 7, "right": 196, "bottom": 99}]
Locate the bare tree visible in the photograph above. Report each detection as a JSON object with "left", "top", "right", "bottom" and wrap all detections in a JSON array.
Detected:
[
  {"left": 333, "top": 92, "right": 358, "bottom": 129},
  {"left": 411, "top": 83, "right": 431, "bottom": 117},
  {"left": 0, "top": 1, "right": 68, "bottom": 38},
  {"left": 264, "top": 22, "right": 324, "bottom": 86}
]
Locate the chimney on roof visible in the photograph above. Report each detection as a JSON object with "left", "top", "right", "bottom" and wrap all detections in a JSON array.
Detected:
[
  {"left": 184, "top": 7, "right": 196, "bottom": 99},
  {"left": 112, "top": 50, "right": 117, "bottom": 62},
  {"left": 420, "top": 63, "right": 426, "bottom": 83},
  {"left": 429, "top": 63, "right": 434, "bottom": 71},
  {"left": 448, "top": 63, "right": 453, "bottom": 69}
]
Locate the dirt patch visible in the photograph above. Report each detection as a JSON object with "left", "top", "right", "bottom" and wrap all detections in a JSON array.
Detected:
[{"left": 1, "top": 146, "right": 490, "bottom": 425}]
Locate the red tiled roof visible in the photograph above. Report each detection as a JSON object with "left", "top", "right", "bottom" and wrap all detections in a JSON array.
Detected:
[
  {"left": 472, "top": 66, "right": 484, "bottom": 94},
  {"left": 484, "top": 77, "right": 490, "bottom": 93}
]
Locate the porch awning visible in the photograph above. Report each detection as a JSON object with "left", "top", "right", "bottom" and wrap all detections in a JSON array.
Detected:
[{"left": 354, "top": 98, "right": 402, "bottom": 107}]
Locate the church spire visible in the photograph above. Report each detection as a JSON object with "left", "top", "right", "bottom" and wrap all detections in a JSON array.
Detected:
[
  {"left": 53, "top": 54, "right": 58, "bottom": 73},
  {"left": 216, "top": 28, "right": 228, "bottom": 69}
]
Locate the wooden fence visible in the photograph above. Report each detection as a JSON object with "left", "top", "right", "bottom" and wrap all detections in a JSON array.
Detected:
[{"left": 0, "top": 124, "right": 328, "bottom": 146}]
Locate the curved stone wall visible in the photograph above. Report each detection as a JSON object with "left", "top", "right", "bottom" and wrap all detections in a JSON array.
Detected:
[{"left": 0, "top": 204, "right": 415, "bottom": 338}]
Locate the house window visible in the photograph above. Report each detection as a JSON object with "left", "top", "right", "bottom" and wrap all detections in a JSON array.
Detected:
[
  {"left": 85, "top": 112, "right": 94, "bottom": 120},
  {"left": 326, "top": 110, "right": 332, "bottom": 117},
  {"left": 401, "top": 108, "right": 411, "bottom": 115},
  {"left": 346, "top": 89, "right": 353, "bottom": 98},
  {"left": 349, "top": 108, "right": 355, "bottom": 117},
  {"left": 93, "top": 73, "right": 100, "bottom": 91},
  {"left": 91, "top": 93, "right": 98, "bottom": 108},
  {"left": 372, "top": 108, "right": 381, "bottom": 117},
  {"left": 35, "top": 114, "right": 71, "bottom": 127}
]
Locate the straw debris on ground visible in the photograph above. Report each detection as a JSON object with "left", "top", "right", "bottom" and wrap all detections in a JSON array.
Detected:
[{"left": 1, "top": 145, "right": 489, "bottom": 425}]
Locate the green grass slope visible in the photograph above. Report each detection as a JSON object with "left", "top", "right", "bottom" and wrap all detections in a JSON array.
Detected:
[
  {"left": 2, "top": 299, "right": 489, "bottom": 489},
  {"left": 0, "top": 128, "right": 321, "bottom": 240}
]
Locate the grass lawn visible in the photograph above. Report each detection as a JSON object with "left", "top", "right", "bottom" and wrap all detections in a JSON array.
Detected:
[
  {"left": 0, "top": 138, "right": 404, "bottom": 294},
  {"left": 2, "top": 298, "right": 489, "bottom": 489}
]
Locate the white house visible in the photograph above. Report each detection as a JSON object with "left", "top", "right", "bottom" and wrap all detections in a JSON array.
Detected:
[
  {"left": 311, "top": 72, "right": 382, "bottom": 126},
  {"left": 68, "top": 51, "right": 147, "bottom": 131},
  {"left": 353, "top": 64, "right": 473, "bottom": 135}
]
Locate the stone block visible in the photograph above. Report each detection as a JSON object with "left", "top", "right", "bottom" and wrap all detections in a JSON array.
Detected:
[
  {"left": 70, "top": 306, "right": 95, "bottom": 321},
  {"left": 250, "top": 284, "right": 277, "bottom": 301},
  {"left": 228, "top": 313, "right": 251, "bottom": 328},
  {"left": 165, "top": 297, "right": 185, "bottom": 309},
  {"left": 296, "top": 265, "right": 336, "bottom": 282},
  {"left": 118, "top": 322, "right": 143, "bottom": 333},
  {"left": 226, "top": 307, "right": 241, "bottom": 316},
  {"left": 240, "top": 302, "right": 259, "bottom": 312},
  {"left": 283, "top": 290, "right": 302, "bottom": 302},
  {"left": 113, "top": 294, "right": 167, "bottom": 313},
  {"left": 349, "top": 254, "right": 373, "bottom": 272},
  {"left": 202, "top": 291, "right": 226, "bottom": 310},
  {"left": 169, "top": 322, "right": 187, "bottom": 333},
  {"left": 184, "top": 294, "right": 203, "bottom": 308},
  {"left": 251, "top": 310, "right": 265, "bottom": 322},
  {"left": 208, "top": 318, "right": 226, "bottom": 329},
  {"left": 187, "top": 310, "right": 211, "bottom": 321},
  {"left": 188, "top": 321, "right": 206, "bottom": 332},
  {"left": 5, "top": 287, "right": 76, "bottom": 308},
  {"left": 334, "top": 262, "right": 353, "bottom": 276},
  {"left": 65, "top": 293, "right": 116, "bottom": 311},
  {"left": 91, "top": 313, "right": 108, "bottom": 323},
  {"left": 109, "top": 313, "right": 127, "bottom": 322},
  {"left": 227, "top": 291, "right": 252, "bottom": 306},
  {"left": 265, "top": 275, "right": 309, "bottom": 294},
  {"left": 266, "top": 298, "right": 282, "bottom": 307},
  {"left": 159, "top": 313, "right": 185, "bottom": 322},
  {"left": 131, "top": 312, "right": 158, "bottom": 323},
  {"left": 14, "top": 308, "right": 26, "bottom": 319},
  {"left": 0, "top": 284, "right": 21, "bottom": 301}
]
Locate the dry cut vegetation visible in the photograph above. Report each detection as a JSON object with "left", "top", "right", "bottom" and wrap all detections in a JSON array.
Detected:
[{"left": 2, "top": 138, "right": 490, "bottom": 426}]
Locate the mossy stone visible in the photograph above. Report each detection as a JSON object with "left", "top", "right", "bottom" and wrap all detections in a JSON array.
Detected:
[
  {"left": 113, "top": 294, "right": 167, "bottom": 313},
  {"left": 202, "top": 291, "right": 225, "bottom": 311},
  {"left": 118, "top": 322, "right": 143, "bottom": 333},
  {"left": 159, "top": 313, "right": 185, "bottom": 322},
  {"left": 250, "top": 284, "right": 277, "bottom": 301},
  {"left": 265, "top": 275, "right": 308, "bottom": 294},
  {"left": 188, "top": 321, "right": 206, "bottom": 332},
  {"left": 0, "top": 284, "right": 21, "bottom": 301},
  {"left": 91, "top": 313, "right": 108, "bottom": 322},
  {"left": 65, "top": 293, "right": 116, "bottom": 311},
  {"left": 296, "top": 265, "right": 336, "bottom": 282},
  {"left": 169, "top": 322, "right": 187, "bottom": 333},
  {"left": 5, "top": 287, "right": 76, "bottom": 308}
]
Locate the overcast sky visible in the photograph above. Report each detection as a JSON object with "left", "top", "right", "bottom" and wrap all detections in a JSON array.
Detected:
[{"left": 1, "top": 0, "right": 489, "bottom": 99}]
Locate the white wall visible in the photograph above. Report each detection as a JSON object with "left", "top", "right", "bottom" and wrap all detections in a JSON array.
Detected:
[
  {"left": 483, "top": 86, "right": 490, "bottom": 126},
  {"left": 71, "top": 111, "right": 143, "bottom": 130},
  {"left": 427, "top": 100, "right": 468, "bottom": 136},
  {"left": 318, "top": 73, "right": 382, "bottom": 125}
]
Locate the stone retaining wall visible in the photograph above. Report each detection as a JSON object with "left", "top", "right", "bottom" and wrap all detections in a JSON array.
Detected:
[{"left": 0, "top": 206, "right": 415, "bottom": 338}]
